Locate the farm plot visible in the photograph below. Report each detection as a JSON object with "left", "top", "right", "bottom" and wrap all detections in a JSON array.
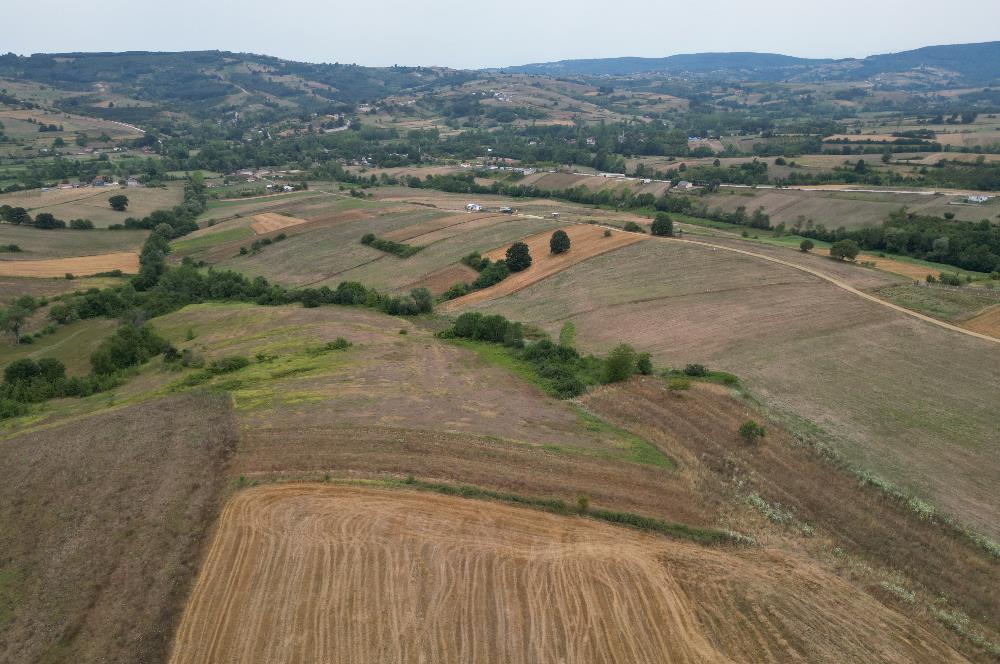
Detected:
[
  {"left": 0, "top": 250, "right": 138, "bottom": 277},
  {"left": 168, "top": 484, "right": 966, "bottom": 664},
  {"left": 0, "top": 182, "right": 185, "bottom": 227},
  {"left": 961, "top": 304, "right": 1000, "bottom": 338},
  {"left": 469, "top": 239, "right": 1000, "bottom": 538},
  {"left": 442, "top": 223, "right": 646, "bottom": 310},
  {"left": 249, "top": 212, "right": 309, "bottom": 234},
  {"left": 0, "top": 224, "right": 147, "bottom": 260}
]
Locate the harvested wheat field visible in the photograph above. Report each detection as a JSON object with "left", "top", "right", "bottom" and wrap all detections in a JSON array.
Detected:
[
  {"left": 0, "top": 251, "right": 138, "bottom": 277},
  {"left": 250, "top": 212, "right": 309, "bottom": 234},
  {"left": 382, "top": 211, "right": 504, "bottom": 243},
  {"left": 169, "top": 484, "right": 966, "bottom": 664},
  {"left": 442, "top": 224, "right": 645, "bottom": 310}
]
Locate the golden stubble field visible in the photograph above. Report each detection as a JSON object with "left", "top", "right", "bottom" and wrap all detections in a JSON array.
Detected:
[{"left": 168, "top": 484, "right": 968, "bottom": 664}]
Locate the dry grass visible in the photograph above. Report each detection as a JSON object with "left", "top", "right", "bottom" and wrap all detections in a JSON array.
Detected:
[
  {"left": 0, "top": 251, "right": 138, "bottom": 277},
  {"left": 0, "top": 183, "right": 185, "bottom": 228},
  {"left": 0, "top": 225, "right": 147, "bottom": 260},
  {"left": 442, "top": 224, "right": 646, "bottom": 310},
  {"left": 0, "top": 393, "right": 237, "bottom": 664},
  {"left": 961, "top": 304, "right": 1000, "bottom": 337},
  {"left": 249, "top": 212, "right": 308, "bottom": 234},
  {"left": 168, "top": 483, "right": 968, "bottom": 664},
  {"left": 469, "top": 239, "right": 1000, "bottom": 538}
]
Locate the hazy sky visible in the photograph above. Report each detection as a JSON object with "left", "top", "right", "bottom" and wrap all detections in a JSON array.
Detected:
[{"left": 9, "top": 0, "right": 1000, "bottom": 69}]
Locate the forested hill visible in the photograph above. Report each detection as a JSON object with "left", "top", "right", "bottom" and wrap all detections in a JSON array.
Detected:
[
  {"left": 504, "top": 41, "right": 1000, "bottom": 84},
  {"left": 0, "top": 51, "right": 474, "bottom": 118}
]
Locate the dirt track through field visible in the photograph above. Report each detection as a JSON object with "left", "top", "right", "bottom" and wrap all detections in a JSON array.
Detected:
[
  {"left": 169, "top": 484, "right": 967, "bottom": 664},
  {"left": 441, "top": 224, "right": 645, "bottom": 310},
  {"left": 667, "top": 236, "right": 1000, "bottom": 344},
  {"left": 0, "top": 251, "right": 138, "bottom": 277},
  {"left": 250, "top": 212, "right": 309, "bottom": 234}
]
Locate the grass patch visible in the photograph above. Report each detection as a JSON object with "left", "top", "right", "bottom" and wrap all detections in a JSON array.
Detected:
[
  {"left": 573, "top": 406, "right": 675, "bottom": 469},
  {"left": 170, "top": 226, "right": 254, "bottom": 253},
  {"left": 873, "top": 284, "right": 998, "bottom": 321}
]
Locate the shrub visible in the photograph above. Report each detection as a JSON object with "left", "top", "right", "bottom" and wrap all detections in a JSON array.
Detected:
[
  {"left": 90, "top": 324, "right": 169, "bottom": 375},
  {"left": 651, "top": 213, "right": 674, "bottom": 237},
  {"left": 799, "top": 239, "right": 814, "bottom": 253},
  {"left": 361, "top": 233, "right": 376, "bottom": 244},
  {"left": 636, "top": 352, "right": 653, "bottom": 375},
  {"left": 360, "top": 234, "right": 421, "bottom": 257},
  {"left": 829, "top": 239, "right": 860, "bottom": 261},
  {"left": 461, "top": 252, "right": 489, "bottom": 271},
  {"left": 108, "top": 194, "right": 129, "bottom": 211},
  {"left": 207, "top": 356, "right": 251, "bottom": 374},
  {"left": 33, "top": 213, "right": 66, "bottom": 229},
  {"left": 683, "top": 363, "right": 708, "bottom": 377},
  {"left": 576, "top": 495, "right": 590, "bottom": 513},
  {"left": 69, "top": 218, "right": 94, "bottom": 230},
  {"left": 549, "top": 229, "right": 571, "bottom": 254},
  {"left": 623, "top": 221, "right": 645, "bottom": 233},
  {"left": 472, "top": 260, "right": 509, "bottom": 289},
  {"left": 939, "top": 272, "right": 963, "bottom": 286},
  {"left": 410, "top": 287, "right": 433, "bottom": 313},
  {"left": 442, "top": 282, "right": 471, "bottom": 300},
  {"left": 739, "top": 419, "right": 766, "bottom": 444},
  {"left": 603, "top": 229, "right": 612, "bottom": 237},
  {"left": 603, "top": 344, "right": 637, "bottom": 383},
  {"left": 505, "top": 242, "right": 532, "bottom": 272},
  {"left": 558, "top": 321, "right": 576, "bottom": 349}
]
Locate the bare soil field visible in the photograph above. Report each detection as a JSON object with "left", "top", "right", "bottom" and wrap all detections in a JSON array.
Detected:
[
  {"left": 406, "top": 262, "right": 479, "bottom": 294},
  {"left": 961, "top": 304, "right": 1000, "bottom": 337},
  {"left": 249, "top": 211, "right": 309, "bottom": 234},
  {"left": 0, "top": 251, "right": 138, "bottom": 277},
  {"left": 0, "top": 393, "right": 237, "bottom": 664},
  {"left": 169, "top": 484, "right": 967, "bottom": 664},
  {"left": 442, "top": 224, "right": 646, "bottom": 310},
  {"left": 466, "top": 239, "right": 1000, "bottom": 538}
]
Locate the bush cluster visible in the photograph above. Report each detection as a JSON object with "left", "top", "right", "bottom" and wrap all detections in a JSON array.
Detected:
[
  {"left": 360, "top": 233, "right": 421, "bottom": 257},
  {"left": 441, "top": 312, "right": 651, "bottom": 398},
  {"left": 444, "top": 253, "right": 511, "bottom": 301},
  {"left": 240, "top": 232, "right": 287, "bottom": 255}
]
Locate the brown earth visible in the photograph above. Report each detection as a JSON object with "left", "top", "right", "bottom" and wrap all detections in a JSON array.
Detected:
[
  {"left": 0, "top": 251, "right": 138, "bottom": 277},
  {"left": 168, "top": 484, "right": 968, "bottom": 664},
  {"left": 441, "top": 224, "right": 646, "bottom": 310},
  {"left": 381, "top": 212, "right": 503, "bottom": 242},
  {"left": 0, "top": 393, "right": 238, "bottom": 664},
  {"left": 405, "top": 262, "right": 480, "bottom": 295},
  {"left": 249, "top": 212, "right": 309, "bottom": 234},
  {"left": 961, "top": 304, "right": 1000, "bottom": 337}
]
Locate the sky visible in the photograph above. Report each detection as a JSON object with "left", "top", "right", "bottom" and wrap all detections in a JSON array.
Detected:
[{"left": 9, "top": 0, "right": 1000, "bottom": 69}]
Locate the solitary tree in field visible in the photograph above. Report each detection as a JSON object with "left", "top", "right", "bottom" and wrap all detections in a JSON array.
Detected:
[
  {"left": 799, "top": 239, "right": 814, "bottom": 253},
  {"left": 738, "top": 419, "right": 765, "bottom": 444},
  {"left": 109, "top": 195, "right": 129, "bottom": 212},
  {"left": 0, "top": 305, "right": 28, "bottom": 343},
  {"left": 651, "top": 213, "right": 674, "bottom": 237},
  {"left": 550, "top": 229, "right": 570, "bottom": 254},
  {"left": 604, "top": 344, "right": 638, "bottom": 383},
  {"left": 505, "top": 242, "right": 532, "bottom": 272},
  {"left": 829, "top": 239, "right": 860, "bottom": 261}
]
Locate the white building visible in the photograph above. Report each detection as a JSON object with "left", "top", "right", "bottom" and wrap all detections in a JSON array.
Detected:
[
  {"left": 967, "top": 195, "right": 990, "bottom": 204},
  {"left": 466, "top": 203, "right": 482, "bottom": 212}
]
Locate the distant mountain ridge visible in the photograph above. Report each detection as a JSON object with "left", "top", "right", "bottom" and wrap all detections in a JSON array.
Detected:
[{"left": 503, "top": 41, "right": 1000, "bottom": 84}]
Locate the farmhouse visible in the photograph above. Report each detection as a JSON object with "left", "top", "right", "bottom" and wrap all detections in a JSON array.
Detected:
[
  {"left": 674, "top": 180, "right": 694, "bottom": 189},
  {"left": 126, "top": 177, "right": 141, "bottom": 187},
  {"left": 465, "top": 203, "right": 482, "bottom": 212}
]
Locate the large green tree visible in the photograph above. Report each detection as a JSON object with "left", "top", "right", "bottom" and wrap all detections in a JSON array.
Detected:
[
  {"left": 506, "top": 242, "right": 532, "bottom": 272},
  {"left": 549, "top": 229, "right": 571, "bottom": 254}
]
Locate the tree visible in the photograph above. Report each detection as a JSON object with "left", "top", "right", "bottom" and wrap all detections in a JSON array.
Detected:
[
  {"left": 799, "top": 239, "right": 814, "bottom": 253},
  {"left": 738, "top": 419, "right": 765, "bottom": 444},
  {"left": 0, "top": 305, "right": 28, "bottom": 343},
  {"left": 604, "top": 344, "right": 637, "bottom": 383},
  {"left": 109, "top": 195, "right": 129, "bottom": 212},
  {"left": 33, "top": 213, "right": 65, "bottom": 229},
  {"left": 651, "top": 213, "right": 674, "bottom": 237},
  {"left": 549, "top": 229, "right": 570, "bottom": 254},
  {"left": 505, "top": 242, "right": 532, "bottom": 272},
  {"left": 1, "top": 206, "right": 31, "bottom": 225},
  {"left": 636, "top": 353, "right": 653, "bottom": 375},
  {"left": 829, "top": 239, "right": 860, "bottom": 261}
]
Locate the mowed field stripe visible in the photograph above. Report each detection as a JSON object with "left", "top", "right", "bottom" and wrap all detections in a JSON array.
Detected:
[{"left": 0, "top": 251, "right": 139, "bottom": 277}]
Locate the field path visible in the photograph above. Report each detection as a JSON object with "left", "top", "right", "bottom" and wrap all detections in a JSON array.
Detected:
[
  {"left": 168, "top": 484, "right": 967, "bottom": 664},
  {"left": 665, "top": 236, "right": 999, "bottom": 345}
]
